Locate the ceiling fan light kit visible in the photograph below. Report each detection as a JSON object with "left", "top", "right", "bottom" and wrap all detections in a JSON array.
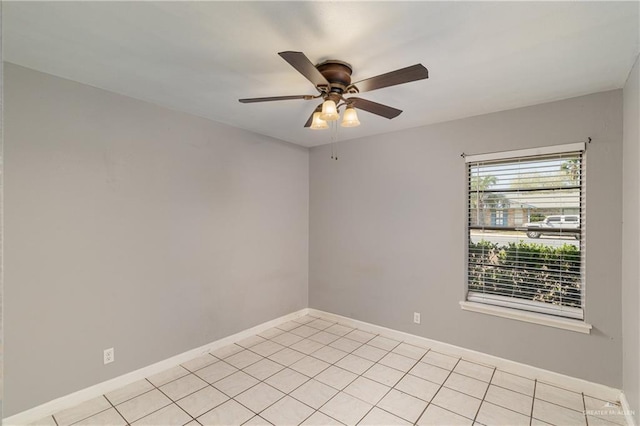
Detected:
[
  {"left": 310, "top": 111, "right": 329, "bottom": 130},
  {"left": 310, "top": 103, "right": 361, "bottom": 130},
  {"left": 320, "top": 99, "right": 339, "bottom": 121},
  {"left": 341, "top": 105, "right": 361, "bottom": 128},
  {"left": 239, "top": 51, "right": 429, "bottom": 130}
]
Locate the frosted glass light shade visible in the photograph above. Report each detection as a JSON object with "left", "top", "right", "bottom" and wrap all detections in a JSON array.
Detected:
[
  {"left": 310, "top": 112, "right": 329, "bottom": 130},
  {"left": 320, "top": 99, "right": 339, "bottom": 121},
  {"left": 341, "top": 106, "right": 361, "bottom": 127}
]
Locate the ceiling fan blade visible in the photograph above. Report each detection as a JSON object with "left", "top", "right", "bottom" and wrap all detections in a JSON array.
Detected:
[
  {"left": 348, "top": 97, "right": 402, "bottom": 119},
  {"left": 304, "top": 105, "right": 322, "bottom": 128},
  {"left": 239, "top": 95, "right": 313, "bottom": 103},
  {"left": 279, "top": 51, "right": 330, "bottom": 88},
  {"left": 351, "top": 64, "right": 429, "bottom": 93}
]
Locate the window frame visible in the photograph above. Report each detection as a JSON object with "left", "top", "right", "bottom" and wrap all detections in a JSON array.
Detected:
[{"left": 463, "top": 143, "right": 587, "bottom": 326}]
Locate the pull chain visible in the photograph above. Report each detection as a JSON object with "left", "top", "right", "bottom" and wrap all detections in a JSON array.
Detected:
[
  {"left": 332, "top": 121, "right": 338, "bottom": 160},
  {"left": 329, "top": 120, "right": 339, "bottom": 160}
]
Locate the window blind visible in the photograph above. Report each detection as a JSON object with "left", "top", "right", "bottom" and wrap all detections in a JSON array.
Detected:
[{"left": 466, "top": 144, "right": 586, "bottom": 320}]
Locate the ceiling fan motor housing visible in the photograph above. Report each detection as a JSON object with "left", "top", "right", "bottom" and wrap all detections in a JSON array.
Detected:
[{"left": 316, "top": 60, "right": 353, "bottom": 94}]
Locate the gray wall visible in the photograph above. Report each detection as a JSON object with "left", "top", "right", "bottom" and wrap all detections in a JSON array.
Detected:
[
  {"left": 3, "top": 64, "right": 309, "bottom": 416},
  {"left": 310, "top": 90, "right": 623, "bottom": 388},
  {"left": 0, "top": 7, "right": 4, "bottom": 420},
  {"left": 622, "top": 55, "right": 640, "bottom": 418}
]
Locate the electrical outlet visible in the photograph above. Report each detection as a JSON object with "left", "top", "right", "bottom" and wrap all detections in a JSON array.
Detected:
[
  {"left": 104, "top": 347, "right": 114, "bottom": 365},
  {"left": 413, "top": 312, "right": 421, "bottom": 324}
]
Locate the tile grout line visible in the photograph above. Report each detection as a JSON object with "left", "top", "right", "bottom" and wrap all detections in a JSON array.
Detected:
[
  {"left": 491, "top": 381, "right": 536, "bottom": 399},
  {"left": 534, "top": 390, "right": 593, "bottom": 419},
  {"left": 103, "top": 387, "right": 157, "bottom": 419},
  {"left": 101, "top": 390, "right": 131, "bottom": 426},
  {"left": 476, "top": 366, "right": 536, "bottom": 422},
  {"left": 120, "top": 378, "right": 185, "bottom": 424},
  {"left": 63, "top": 398, "right": 115, "bottom": 426},
  {"left": 132, "top": 371, "right": 227, "bottom": 425},
  {"left": 178, "top": 368, "right": 265, "bottom": 423},
  {"left": 145, "top": 376, "right": 199, "bottom": 425},
  {"left": 192, "top": 318, "right": 346, "bottom": 426},
  {"left": 190, "top": 360, "right": 283, "bottom": 423},
  {"left": 352, "top": 345, "right": 430, "bottom": 425},
  {"left": 530, "top": 379, "right": 538, "bottom": 426},
  {"left": 191, "top": 319, "right": 327, "bottom": 423},
  {"left": 413, "top": 356, "right": 464, "bottom": 425},
  {"left": 583, "top": 392, "right": 589, "bottom": 426},
  {"left": 289, "top": 323, "right": 486, "bottom": 425},
  {"left": 366, "top": 358, "right": 449, "bottom": 424},
  {"left": 292, "top": 323, "right": 430, "bottom": 423},
  {"left": 342, "top": 338, "right": 410, "bottom": 425},
  {"left": 471, "top": 366, "right": 497, "bottom": 425},
  {"left": 253, "top": 319, "right": 354, "bottom": 426},
  {"left": 293, "top": 326, "right": 386, "bottom": 425}
]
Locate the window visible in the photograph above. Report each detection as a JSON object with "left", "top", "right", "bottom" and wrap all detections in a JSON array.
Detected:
[{"left": 465, "top": 143, "right": 586, "bottom": 320}]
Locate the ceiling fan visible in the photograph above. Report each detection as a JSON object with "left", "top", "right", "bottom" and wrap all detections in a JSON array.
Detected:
[{"left": 239, "top": 51, "right": 429, "bottom": 129}]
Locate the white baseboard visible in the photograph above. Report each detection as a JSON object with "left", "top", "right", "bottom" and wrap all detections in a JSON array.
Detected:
[
  {"left": 308, "top": 308, "right": 622, "bottom": 402},
  {"left": 620, "top": 392, "right": 638, "bottom": 426},
  {"left": 3, "top": 308, "right": 310, "bottom": 426}
]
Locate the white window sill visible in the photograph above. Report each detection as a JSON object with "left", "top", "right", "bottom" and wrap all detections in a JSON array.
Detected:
[{"left": 459, "top": 301, "right": 592, "bottom": 334}]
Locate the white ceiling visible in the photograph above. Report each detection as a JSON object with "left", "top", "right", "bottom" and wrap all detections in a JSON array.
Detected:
[{"left": 4, "top": 1, "right": 639, "bottom": 147}]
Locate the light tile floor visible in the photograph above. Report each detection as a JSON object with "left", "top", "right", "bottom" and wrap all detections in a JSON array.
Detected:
[{"left": 32, "top": 315, "right": 627, "bottom": 426}]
